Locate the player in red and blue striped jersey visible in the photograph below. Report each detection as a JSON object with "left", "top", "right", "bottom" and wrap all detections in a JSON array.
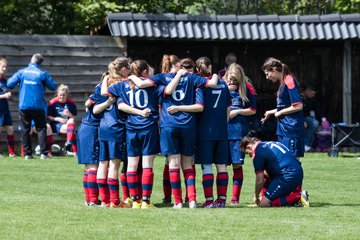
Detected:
[
  {"left": 77, "top": 84, "right": 103, "bottom": 206},
  {"left": 0, "top": 57, "right": 16, "bottom": 157},
  {"left": 240, "top": 136, "right": 309, "bottom": 207},
  {"left": 195, "top": 57, "right": 231, "bottom": 208},
  {"left": 92, "top": 58, "right": 131, "bottom": 208},
  {"left": 48, "top": 84, "right": 78, "bottom": 156},
  {"left": 261, "top": 58, "right": 304, "bottom": 159},
  {"left": 224, "top": 63, "right": 257, "bottom": 205},
  {"left": 129, "top": 58, "right": 219, "bottom": 208}
]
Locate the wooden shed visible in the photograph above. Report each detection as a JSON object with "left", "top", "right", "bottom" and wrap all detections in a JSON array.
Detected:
[
  {"left": 0, "top": 35, "right": 126, "bottom": 144},
  {"left": 106, "top": 12, "right": 360, "bottom": 124}
]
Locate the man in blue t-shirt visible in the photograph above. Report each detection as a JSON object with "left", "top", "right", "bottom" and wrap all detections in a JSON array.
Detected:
[
  {"left": 240, "top": 136, "right": 309, "bottom": 207},
  {"left": 7, "top": 53, "right": 57, "bottom": 159}
]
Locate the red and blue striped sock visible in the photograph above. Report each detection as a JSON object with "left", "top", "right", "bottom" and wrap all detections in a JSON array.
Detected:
[
  {"left": 231, "top": 167, "right": 243, "bottom": 201},
  {"left": 66, "top": 123, "right": 75, "bottom": 143},
  {"left": 83, "top": 170, "right": 90, "bottom": 203},
  {"left": 169, "top": 168, "right": 182, "bottom": 204},
  {"left": 87, "top": 169, "right": 99, "bottom": 203},
  {"left": 271, "top": 186, "right": 302, "bottom": 207},
  {"left": 120, "top": 172, "right": 129, "bottom": 201},
  {"left": 126, "top": 171, "right": 139, "bottom": 201},
  {"left": 142, "top": 168, "right": 154, "bottom": 202},
  {"left": 137, "top": 172, "right": 143, "bottom": 199},
  {"left": 261, "top": 176, "right": 270, "bottom": 197},
  {"left": 7, "top": 134, "right": 15, "bottom": 155},
  {"left": 97, "top": 178, "right": 110, "bottom": 204},
  {"left": 184, "top": 168, "right": 196, "bottom": 202},
  {"left": 216, "top": 172, "right": 229, "bottom": 202},
  {"left": 107, "top": 178, "right": 120, "bottom": 205},
  {"left": 202, "top": 173, "right": 214, "bottom": 203},
  {"left": 163, "top": 164, "right": 171, "bottom": 200}
]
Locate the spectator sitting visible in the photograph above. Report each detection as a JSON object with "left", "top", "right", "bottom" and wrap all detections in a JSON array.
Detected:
[
  {"left": 301, "top": 85, "right": 319, "bottom": 152},
  {"left": 48, "top": 84, "right": 77, "bottom": 156},
  {"left": 314, "top": 117, "right": 332, "bottom": 152}
]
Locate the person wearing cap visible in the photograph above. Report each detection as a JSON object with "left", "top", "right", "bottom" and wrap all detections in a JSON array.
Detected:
[{"left": 7, "top": 53, "right": 57, "bottom": 160}]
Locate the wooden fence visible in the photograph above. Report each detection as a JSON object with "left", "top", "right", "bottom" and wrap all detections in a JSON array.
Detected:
[{"left": 0, "top": 34, "right": 127, "bottom": 147}]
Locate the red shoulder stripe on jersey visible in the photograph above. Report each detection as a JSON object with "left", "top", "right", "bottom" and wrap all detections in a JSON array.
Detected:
[
  {"left": 66, "top": 98, "right": 76, "bottom": 104},
  {"left": 89, "top": 99, "right": 96, "bottom": 104},
  {"left": 197, "top": 103, "right": 205, "bottom": 107},
  {"left": 49, "top": 97, "right": 60, "bottom": 105},
  {"left": 246, "top": 83, "right": 256, "bottom": 95},
  {"left": 291, "top": 102, "right": 302, "bottom": 106},
  {"left": 147, "top": 78, "right": 157, "bottom": 87},
  {"left": 284, "top": 75, "right": 295, "bottom": 89}
]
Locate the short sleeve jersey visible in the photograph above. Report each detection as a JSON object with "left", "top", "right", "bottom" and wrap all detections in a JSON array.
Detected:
[
  {"left": 108, "top": 80, "right": 165, "bottom": 130},
  {"left": 228, "top": 82, "right": 257, "bottom": 139},
  {"left": 197, "top": 79, "right": 231, "bottom": 140},
  {"left": 91, "top": 82, "right": 126, "bottom": 142},
  {"left": 252, "top": 141, "right": 302, "bottom": 181},
  {"left": 48, "top": 97, "right": 77, "bottom": 119},
  {"left": 0, "top": 78, "right": 10, "bottom": 112},
  {"left": 151, "top": 72, "right": 209, "bottom": 128},
  {"left": 276, "top": 75, "right": 304, "bottom": 137},
  {"left": 82, "top": 85, "right": 103, "bottom": 126}
]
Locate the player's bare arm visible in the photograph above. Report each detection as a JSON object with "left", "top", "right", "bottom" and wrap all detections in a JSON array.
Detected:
[
  {"left": 164, "top": 69, "right": 186, "bottom": 95},
  {"left": 274, "top": 103, "right": 303, "bottom": 118},
  {"left": 204, "top": 74, "right": 219, "bottom": 88},
  {"left": 93, "top": 97, "right": 116, "bottom": 114},
  {"left": 261, "top": 109, "right": 277, "bottom": 123},
  {"left": 118, "top": 102, "right": 151, "bottom": 118}
]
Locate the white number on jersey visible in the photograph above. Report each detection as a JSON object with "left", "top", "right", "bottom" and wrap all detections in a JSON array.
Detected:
[
  {"left": 127, "top": 89, "right": 149, "bottom": 108},
  {"left": 172, "top": 88, "right": 185, "bottom": 101},
  {"left": 212, "top": 90, "right": 222, "bottom": 108},
  {"left": 265, "top": 142, "right": 289, "bottom": 154}
]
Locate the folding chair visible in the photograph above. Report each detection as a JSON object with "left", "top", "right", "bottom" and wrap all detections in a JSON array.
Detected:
[{"left": 328, "top": 123, "right": 360, "bottom": 157}]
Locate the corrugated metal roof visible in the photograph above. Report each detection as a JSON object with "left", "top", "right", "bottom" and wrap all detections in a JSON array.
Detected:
[{"left": 107, "top": 12, "right": 360, "bottom": 40}]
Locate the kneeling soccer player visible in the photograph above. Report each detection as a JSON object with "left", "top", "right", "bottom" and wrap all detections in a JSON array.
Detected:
[{"left": 240, "top": 136, "right": 309, "bottom": 207}]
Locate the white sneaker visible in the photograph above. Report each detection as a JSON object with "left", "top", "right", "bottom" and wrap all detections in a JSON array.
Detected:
[
  {"left": 173, "top": 203, "right": 183, "bottom": 209},
  {"left": 40, "top": 154, "right": 49, "bottom": 160},
  {"left": 189, "top": 201, "right": 197, "bottom": 209}
]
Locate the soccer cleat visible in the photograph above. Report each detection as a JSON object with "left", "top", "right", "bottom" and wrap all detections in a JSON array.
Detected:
[
  {"left": 188, "top": 201, "right": 197, "bottom": 209},
  {"left": 40, "top": 154, "right": 49, "bottom": 160},
  {"left": 9, "top": 153, "right": 16, "bottom": 157},
  {"left": 230, "top": 200, "right": 239, "bottom": 206},
  {"left": 110, "top": 201, "right": 131, "bottom": 208},
  {"left": 100, "top": 202, "right": 110, "bottom": 208},
  {"left": 162, "top": 198, "right": 172, "bottom": 204},
  {"left": 173, "top": 203, "right": 183, "bottom": 209},
  {"left": 141, "top": 201, "right": 155, "bottom": 209},
  {"left": 299, "top": 190, "right": 310, "bottom": 207},
  {"left": 124, "top": 197, "right": 134, "bottom": 205},
  {"left": 132, "top": 201, "right": 142, "bottom": 209},
  {"left": 24, "top": 155, "right": 34, "bottom": 160},
  {"left": 214, "top": 201, "right": 226, "bottom": 208},
  {"left": 88, "top": 201, "right": 101, "bottom": 207},
  {"left": 202, "top": 201, "right": 215, "bottom": 208}
]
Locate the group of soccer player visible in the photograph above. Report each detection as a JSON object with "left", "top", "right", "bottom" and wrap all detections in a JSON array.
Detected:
[{"left": 77, "top": 53, "right": 310, "bottom": 209}]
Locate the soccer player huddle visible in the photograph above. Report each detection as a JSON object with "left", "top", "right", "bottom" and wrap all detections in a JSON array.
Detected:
[{"left": 78, "top": 54, "right": 309, "bottom": 209}]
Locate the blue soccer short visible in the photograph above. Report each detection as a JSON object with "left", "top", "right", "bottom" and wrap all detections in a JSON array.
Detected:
[
  {"left": 77, "top": 124, "right": 99, "bottom": 165},
  {"left": 265, "top": 165, "right": 304, "bottom": 201},
  {"left": 126, "top": 123, "right": 160, "bottom": 157},
  {"left": 0, "top": 111, "right": 13, "bottom": 126},
  {"left": 277, "top": 135, "right": 304, "bottom": 158},
  {"left": 99, "top": 140, "right": 127, "bottom": 161},
  {"left": 228, "top": 140, "right": 245, "bottom": 165},
  {"left": 197, "top": 140, "right": 228, "bottom": 165},
  {"left": 160, "top": 126, "right": 196, "bottom": 156}
]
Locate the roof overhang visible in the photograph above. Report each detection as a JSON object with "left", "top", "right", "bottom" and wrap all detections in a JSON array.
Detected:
[{"left": 107, "top": 12, "right": 360, "bottom": 40}]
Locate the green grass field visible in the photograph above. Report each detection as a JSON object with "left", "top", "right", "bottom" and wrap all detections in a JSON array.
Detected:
[{"left": 1, "top": 152, "right": 359, "bottom": 239}]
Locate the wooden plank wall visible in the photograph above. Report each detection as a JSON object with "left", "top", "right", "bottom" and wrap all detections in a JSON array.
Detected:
[{"left": 0, "top": 35, "right": 126, "bottom": 143}]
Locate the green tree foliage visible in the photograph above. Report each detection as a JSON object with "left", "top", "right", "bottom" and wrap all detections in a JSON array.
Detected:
[{"left": 0, "top": 0, "right": 359, "bottom": 34}]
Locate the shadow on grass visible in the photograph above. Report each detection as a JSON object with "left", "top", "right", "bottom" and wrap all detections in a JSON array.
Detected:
[{"left": 310, "top": 202, "right": 360, "bottom": 207}]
